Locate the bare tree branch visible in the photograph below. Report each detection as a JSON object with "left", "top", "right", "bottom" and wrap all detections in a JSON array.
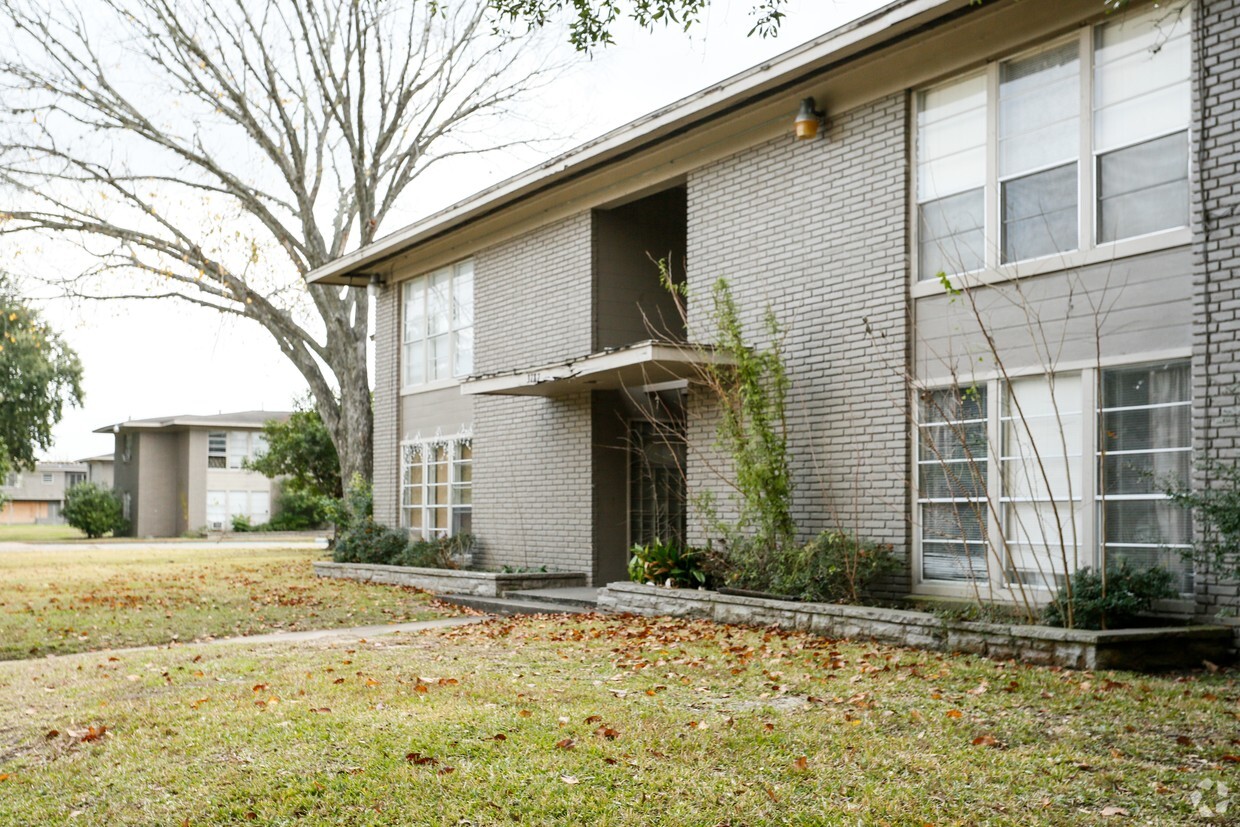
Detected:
[{"left": 0, "top": 0, "right": 567, "bottom": 483}]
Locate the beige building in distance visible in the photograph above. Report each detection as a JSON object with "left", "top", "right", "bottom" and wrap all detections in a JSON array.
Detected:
[
  {"left": 96, "top": 411, "right": 289, "bottom": 537},
  {"left": 0, "top": 461, "right": 88, "bottom": 524}
]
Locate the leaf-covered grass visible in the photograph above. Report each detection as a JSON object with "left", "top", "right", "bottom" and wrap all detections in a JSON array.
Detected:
[
  {"left": 0, "top": 523, "right": 87, "bottom": 542},
  {"left": 0, "top": 615, "right": 1234, "bottom": 825},
  {"left": 0, "top": 546, "right": 456, "bottom": 660}
]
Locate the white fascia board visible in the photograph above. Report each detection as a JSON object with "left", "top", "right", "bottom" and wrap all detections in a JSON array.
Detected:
[
  {"left": 306, "top": 0, "right": 958, "bottom": 286},
  {"left": 461, "top": 341, "right": 727, "bottom": 396}
]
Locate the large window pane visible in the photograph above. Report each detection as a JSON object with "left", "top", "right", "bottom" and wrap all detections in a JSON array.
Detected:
[
  {"left": 1002, "top": 163, "right": 1078, "bottom": 262},
  {"left": 918, "top": 189, "right": 984, "bottom": 280},
  {"left": 401, "top": 439, "right": 472, "bottom": 540},
  {"left": 1094, "top": 6, "right": 1191, "bottom": 152},
  {"left": 1002, "top": 374, "right": 1083, "bottom": 588},
  {"left": 917, "top": 75, "right": 987, "bottom": 202},
  {"left": 919, "top": 386, "right": 990, "bottom": 583},
  {"left": 1098, "top": 132, "right": 1188, "bottom": 242},
  {"left": 1098, "top": 362, "right": 1192, "bottom": 593},
  {"left": 999, "top": 42, "right": 1080, "bottom": 178},
  {"left": 401, "top": 261, "right": 474, "bottom": 387}
]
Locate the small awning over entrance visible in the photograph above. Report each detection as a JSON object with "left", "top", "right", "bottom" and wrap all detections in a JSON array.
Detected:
[{"left": 461, "top": 340, "right": 726, "bottom": 397}]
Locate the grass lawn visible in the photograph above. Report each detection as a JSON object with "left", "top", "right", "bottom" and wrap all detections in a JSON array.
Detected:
[
  {"left": 0, "top": 615, "right": 1234, "bottom": 826},
  {"left": 0, "top": 546, "right": 457, "bottom": 660},
  {"left": 0, "top": 523, "right": 87, "bottom": 542}
]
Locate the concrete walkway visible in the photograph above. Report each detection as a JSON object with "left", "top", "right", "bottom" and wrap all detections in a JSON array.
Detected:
[
  {"left": 0, "top": 616, "right": 486, "bottom": 667},
  {"left": 208, "top": 616, "right": 484, "bottom": 646},
  {"left": 0, "top": 537, "right": 328, "bottom": 553}
]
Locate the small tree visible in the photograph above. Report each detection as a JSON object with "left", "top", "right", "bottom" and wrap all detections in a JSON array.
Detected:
[
  {"left": 246, "top": 403, "right": 341, "bottom": 530},
  {"left": 246, "top": 405, "right": 342, "bottom": 498},
  {"left": 0, "top": 275, "right": 84, "bottom": 481},
  {"left": 63, "top": 482, "right": 123, "bottom": 539}
]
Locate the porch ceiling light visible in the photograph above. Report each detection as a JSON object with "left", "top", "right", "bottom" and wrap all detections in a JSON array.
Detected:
[
  {"left": 794, "top": 97, "right": 825, "bottom": 141},
  {"left": 366, "top": 273, "right": 383, "bottom": 300}
]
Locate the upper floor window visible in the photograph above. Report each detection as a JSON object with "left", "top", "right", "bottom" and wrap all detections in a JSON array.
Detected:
[
  {"left": 207, "top": 431, "right": 267, "bottom": 470},
  {"left": 402, "top": 260, "right": 474, "bottom": 388},
  {"left": 915, "top": 4, "right": 1190, "bottom": 281}
]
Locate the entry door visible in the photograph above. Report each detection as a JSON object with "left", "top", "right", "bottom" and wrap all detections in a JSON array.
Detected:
[{"left": 628, "top": 421, "right": 687, "bottom": 549}]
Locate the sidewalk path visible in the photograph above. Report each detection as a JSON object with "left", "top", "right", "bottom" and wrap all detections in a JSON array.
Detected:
[
  {"left": 0, "top": 538, "right": 328, "bottom": 553},
  {"left": 0, "top": 617, "right": 486, "bottom": 667}
]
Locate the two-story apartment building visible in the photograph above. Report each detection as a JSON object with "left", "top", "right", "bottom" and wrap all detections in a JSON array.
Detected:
[
  {"left": 96, "top": 411, "right": 289, "bottom": 537},
  {"left": 308, "top": 0, "right": 1239, "bottom": 626},
  {"left": 0, "top": 461, "right": 88, "bottom": 524}
]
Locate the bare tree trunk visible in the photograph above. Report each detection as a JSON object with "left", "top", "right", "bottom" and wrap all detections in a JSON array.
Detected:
[{"left": 0, "top": 0, "right": 561, "bottom": 486}]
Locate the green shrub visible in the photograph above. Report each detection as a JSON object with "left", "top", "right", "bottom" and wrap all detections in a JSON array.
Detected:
[
  {"left": 63, "top": 482, "right": 124, "bottom": 539},
  {"left": 231, "top": 514, "right": 253, "bottom": 533},
  {"left": 628, "top": 538, "right": 706, "bottom": 588},
  {"left": 1042, "top": 562, "right": 1176, "bottom": 630},
  {"left": 268, "top": 488, "right": 335, "bottom": 531},
  {"left": 332, "top": 520, "right": 410, "bottom": 564},
  {"left": 774, "top": 531, "right": 901, "bottom": 604},
  {"left": 395, "top": 534, "right": 474, "bottom": 569},
  {"left": 1166, "top": 460, "right": 1240, "bottom": 581}
]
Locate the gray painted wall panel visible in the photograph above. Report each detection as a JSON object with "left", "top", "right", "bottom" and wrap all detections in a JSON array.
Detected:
[
  {"left": 400, "top": 387, "right": 474, "bottom": 439},
  {"left": 915, "top": 247, "right": 1193, "bottom": 382}
]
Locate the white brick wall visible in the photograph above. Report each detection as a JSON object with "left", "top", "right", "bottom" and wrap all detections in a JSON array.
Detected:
[{"left": 684, "top": 93, "right": 911, "bottom": 595}]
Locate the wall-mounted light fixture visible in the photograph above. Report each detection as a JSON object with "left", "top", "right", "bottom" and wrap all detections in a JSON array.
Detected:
[
  {"left": 366, "top": 273, "right": 383, "bottom": 300},
  {"left": 794, "top": 97, "right": 826, "bottom": 141}
]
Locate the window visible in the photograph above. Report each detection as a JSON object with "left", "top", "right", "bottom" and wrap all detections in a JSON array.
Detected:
[
  {"left": 41, "top": 473, "right": 53, "bottom": 484},
  {"left": 916, "top": 360, "right": 1192, "bottom": 594},
  {"left": 121, "top": 492, "right": 132, "bottom": 521},
  {"left": 208, "top": 432, "right": 227, "bottom": 468},
  {"left": 208, "top": 431, "right": 266, "bottom": 469},
  {"left": 1002, "top": 374, "right": 1084, "bottom": 587},
  {"left": 206, "top": 489, "right": 270, "bottom": 529},
  {"left": 917, "top": 387, "right": 989, "bottom": 582},
  {"left": 1099, "top": 363, "right": 1193, "bottom": 591},
  {"left": 402, "top": 260, "right": 474, "bottom": 388},
  {"left": 401, "top": 437, "right": 472, "bottom": 538},
  {"left": 915, "top": 5, "right": 1190, "bottom": 280},
  {"left": 65, "top": 472, "right": 86, "bottom": 489},
  {"left": 629, "top": 421, "right": 688, "bottom": 549}
]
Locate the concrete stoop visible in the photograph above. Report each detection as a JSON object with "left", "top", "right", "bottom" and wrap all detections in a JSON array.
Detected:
[{"left": 440, "top": 586, "right": 603, "bottom": 617}]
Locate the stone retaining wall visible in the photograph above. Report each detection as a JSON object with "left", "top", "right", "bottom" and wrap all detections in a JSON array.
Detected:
[
  {"left": 598, "top": 582, "right": 1232, "bottom": 672},
  {"left": 314, "top": 561, "right": 587, "bottom": 597}
]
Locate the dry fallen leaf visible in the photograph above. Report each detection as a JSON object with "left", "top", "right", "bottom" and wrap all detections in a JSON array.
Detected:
[
  {"left": 560, "top": 775, "right": 579, "bottom": 785},
  {"left": 946, "top": 710, "right": 963, "bottom": 720},
  {"left": 405, "top": 753, "right": 438, "bottom": 766},
  {"left": 556, "top": 738, "right": 576, "bottom": 750},
  {"left": 792, "top": 756, "right": 809, "bottom": 772},
  {"left": 971, "top": 735, "right": 1000, "bottom": 748},
  {"left": 1100, "top": 806, "right": 1129, "bottom": 817}
]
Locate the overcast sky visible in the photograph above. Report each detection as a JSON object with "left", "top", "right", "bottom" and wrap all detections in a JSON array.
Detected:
[{"left": 33, "top": 0, "right": 888, "bottom": 462}]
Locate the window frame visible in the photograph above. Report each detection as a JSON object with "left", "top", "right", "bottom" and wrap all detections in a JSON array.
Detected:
[
  {"left": 910, "top": 8, "right": 1192, "bottom": 298},
  {"left": 912, "top": 356, "right": 1193, "bottom": 601},
  {"left": 399, "top": 434, "right": 473, "bottom": 540},
  {"left": 400, "top": 260, "right": 474, "bottom": 394}
]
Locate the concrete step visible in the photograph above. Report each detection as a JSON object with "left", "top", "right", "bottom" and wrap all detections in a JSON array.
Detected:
[
  {"left": 505, "top": 587, "right": 601, "bottom": 610},
  {"left": 439, "top": 594, "right": 594, "bottom": 616}
]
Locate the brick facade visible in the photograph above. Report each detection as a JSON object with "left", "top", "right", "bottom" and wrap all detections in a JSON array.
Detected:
[
  {"left": 684, "top": 93, "right": 911, "bottom": 594},
  {"left": 470, "top": 215, "right": 597, "bottom": 574},
  {"left": 373, "top": 284, "right": 400, "bottom": 527},
  {"left": 1192, "top": 0, "right": 1240, "bottom": 626}
]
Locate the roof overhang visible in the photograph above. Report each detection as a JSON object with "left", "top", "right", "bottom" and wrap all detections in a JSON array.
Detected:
[
  {"left": 305, "top": 0, "right": 969, "bottom": 287},
  {"left": 461, "top": 340, "right": 728, "bottom": 397}
]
